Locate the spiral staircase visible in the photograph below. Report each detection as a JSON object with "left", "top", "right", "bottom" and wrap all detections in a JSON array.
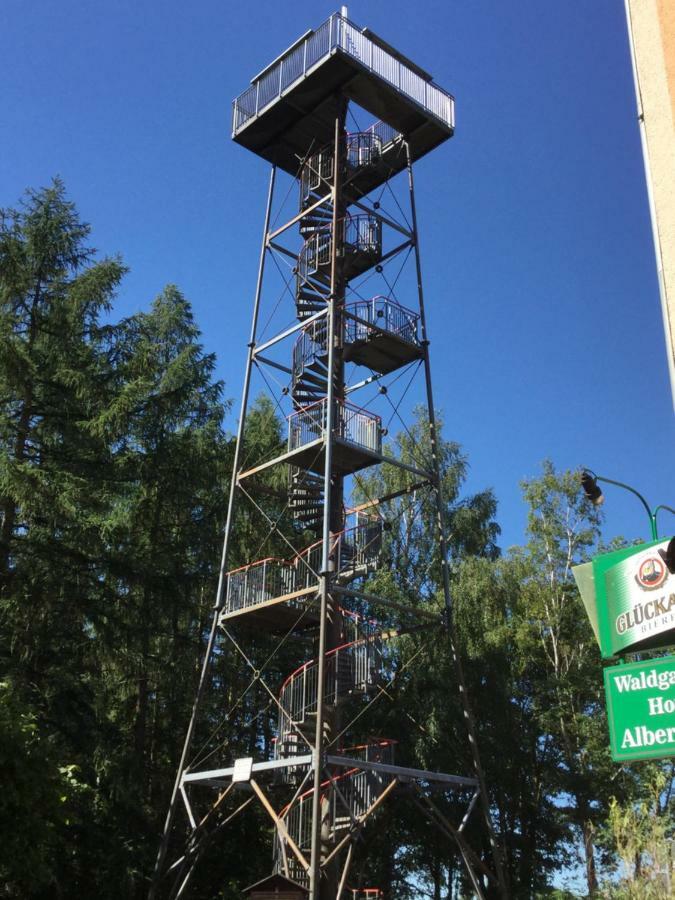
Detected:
[
  {"left": 215, "top": 136, "right": 426, "bottom": 890},
  {"left": 288, "top": 135, "right": 422, "bottom": 533}
]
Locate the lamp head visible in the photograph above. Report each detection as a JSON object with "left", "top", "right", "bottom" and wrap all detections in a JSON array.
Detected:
[
  {"left": 658, "top": 537, "right": 675, "bottom": 575},
  {"left": 581, "top": 471, "right": 604, "bottom": 506}
]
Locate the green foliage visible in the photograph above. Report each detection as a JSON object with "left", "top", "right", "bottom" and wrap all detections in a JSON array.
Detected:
[
  {"left": 599, "top": 767, "right": 675, "bottom": 898},
  {"left": 0, "top": 680, "right": 66, "bottom": 894},
  {"left": 352, "top": 410, "right": 503, "bottom": 896},
  {"left": 0, "top": 181, "right": 243, "bottom": 898},
  {"left": 1, "top": 183, "right": 665, "bottom": 899}
]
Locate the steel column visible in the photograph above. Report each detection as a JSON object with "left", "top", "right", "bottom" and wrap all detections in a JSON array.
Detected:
[{"left": 308, "top": 107, "right": 346, "bottom": 900}]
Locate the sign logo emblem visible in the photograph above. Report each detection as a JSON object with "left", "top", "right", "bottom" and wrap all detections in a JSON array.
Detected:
[{"left": 636, "top": 556, "right": 667, "bottom": 591}]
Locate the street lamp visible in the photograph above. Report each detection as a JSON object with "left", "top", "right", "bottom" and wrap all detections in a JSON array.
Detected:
[{"left": 580, "top": 468, "right": 675, "bottom": 544}]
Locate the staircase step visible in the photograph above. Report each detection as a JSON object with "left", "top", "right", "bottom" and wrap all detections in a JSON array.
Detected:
[
  {"left": 292, "top": 384, "right": 333, "bottom": 400},
  {"left": 291, "top": 505, "right": 323, "bottom": 511},
  {"left": 292, "top": 396, "right": 325, "bottom": 406},
  {"left": 295, "top": 366, "right": 327, "bottom": 383},
  {"left": 299, "top": 270, "right": 331, "bottom": 288},
  {"left": 303, "top": 359, "right": 329, "bottom": 373},
  {"left": 292, "top": 384, "right": 325, "bottom": 397},
  {"left": 291, "top": 513, "right": 323, "bottom": 523},
  {"left": 299, "top": 217, "right": 332, "bottom": 233},
  {"left": 296, "top": 289, "right": 328, "bottom": 303},
  {"left": 293, "top": 381, "right": 327, "bottom": 396}
]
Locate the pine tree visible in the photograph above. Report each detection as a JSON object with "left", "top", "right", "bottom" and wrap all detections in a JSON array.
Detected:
[
  {"left": 89, "top": 286, "right": 231, "bottom": 894},
  {"left": 0, "top": 179, "right": 126, "bottom": 894}
]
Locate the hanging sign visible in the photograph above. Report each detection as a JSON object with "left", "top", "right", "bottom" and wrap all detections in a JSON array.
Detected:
[
  {"left": 604, "top": 655, "right": 675, "bottom": 761},
  {"left": 573, "top": 538, "right": 675, "bottom": 658},
  {"left": 606, "top": 543, "right": 675, "bottom": 654}
]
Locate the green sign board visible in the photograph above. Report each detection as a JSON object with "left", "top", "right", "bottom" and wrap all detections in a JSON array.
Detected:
[
  {"left": 604, "top": 656, "right": 675, "bottom": 761},
  {"left": 573, "top": 538, "right": 675, "bottom": 658}
]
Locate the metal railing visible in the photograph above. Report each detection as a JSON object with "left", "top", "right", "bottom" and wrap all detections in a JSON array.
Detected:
[
  {"left": 288, "top": 398, "right": 382, "bottom": 456},
  {"left": 276, "top": 628, "right": 384, "bottom": 754},
  {"left": 344, "top": 213, "right": 381, "bottom": 258},
  {"left": 292, "top": 299, "right": 419, "bottom": 388},
  {"left": 232, "top": 12, "right": 455, "bottom": 135},
  {"left": 222, "top": 518, "right": 382, "bottom": 617},
  {"left": 233, "top": 16, "right": 334, "bottom": 131},
  {"left": 340, "top": 739, "right": 396, "bottom": 767},
  {"left": 346, "top": 131, "right": 383, "bottom": 169},
  {"left": 292, "top": 318, "right": 328, "bottom": 386},
  {"left": 299, "top": 127, "right": 400, "bottom": 207},
  {"left": 340, "top": 511, "right": 383, "bottom": 573},
  {"left": 298, "top": 229, "right": 331, "bottom": 279},
  {"left": 300, "top": 148, "right": 333, "bottom": 206},
  {"left": 222, "top": 542, "right": 322, "bottom": 616},
  {"left": 297, "top": 213, "right": 382, "bottom": 281},
  {"left": 364, "top": 119, "right": 401, "bottom": 150},
  {"left": 345, "top": 296, "right": 420, "bottom": 346}
]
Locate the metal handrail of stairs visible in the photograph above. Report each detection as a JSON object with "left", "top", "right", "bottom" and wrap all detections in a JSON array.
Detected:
[
  {"left": 364, "top": 119, "right": 400, "bottom": 151},
  {"left": 292, "top": 319, "right": 328, "bottom": 391},
  {"left": 300, "top": 131, "right": 386, "bottom": 208},
  {"left": 275, "top": 607, "right": 390, "bottom": 757},
  {"left": 276, "top": 637, "right": 383, "bottom": 753},
  {"left": 297, "top": 213, "right": 382, "bottom": 282}
]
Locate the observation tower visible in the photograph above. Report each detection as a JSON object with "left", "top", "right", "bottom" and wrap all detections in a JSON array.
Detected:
[{"left": 152, "top": 9, "right": 507, "bottom": 899}]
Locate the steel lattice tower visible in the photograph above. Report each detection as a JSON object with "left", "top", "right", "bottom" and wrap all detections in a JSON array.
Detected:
[{"left": 151, "top": 9, "right": 507, "bottom": 899}]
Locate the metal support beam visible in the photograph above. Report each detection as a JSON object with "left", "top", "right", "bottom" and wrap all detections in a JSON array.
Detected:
[
  {"left": 165, "top": 791, "right": 255, "bottom": 900},
  {"left": 345, "top": 479, "right": 430, "bottom": 514},
  {"left": 331, "top": 585, "right": 441, "bottom": 623},
  {"left": 411, "top": 788, "right": 495, "bottom": 895},
  {"left": 255, "top": 354, "right": 293, "bottom": 375},
  {"left": 349, "top": 195, "right": 414, "bottom": 239},
  {"left": 182, "top": 754, "right": 313, "bottom": 787},
  {"left": 250, "top": 779, "right": 311, "bottom": 874},
  {"left": 326, "top": 755, "right": 478, "bottom": 788},
  {"left": 267, "top": 191, "right": 331, "bottom": 242},
  {"left": 335, "top": 842, "right": 353, "bottom": 900},
  {"left": 321, "top": 777, "right": 398, "bottom": 867},
  {"left": 253, "top": 308, "right": 327, "bottom": 357}
]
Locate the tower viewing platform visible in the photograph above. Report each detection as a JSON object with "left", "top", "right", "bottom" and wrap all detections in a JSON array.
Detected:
[{"left": 232, "top": 10, "right": 455, "bottom": 175}]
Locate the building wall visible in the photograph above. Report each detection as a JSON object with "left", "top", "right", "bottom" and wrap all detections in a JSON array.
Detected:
[{"left": 625, "top": 0, "right": 675, "bottom": 409}]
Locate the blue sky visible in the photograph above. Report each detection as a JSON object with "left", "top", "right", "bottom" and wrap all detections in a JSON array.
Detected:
[{"left": 2, "top": 0, "right": 673, "bottom": 551}]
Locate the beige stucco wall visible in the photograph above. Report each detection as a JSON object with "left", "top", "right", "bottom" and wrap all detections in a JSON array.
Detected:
[{"left": 625, "top": 0, "right": 675, "bottom": 409}]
